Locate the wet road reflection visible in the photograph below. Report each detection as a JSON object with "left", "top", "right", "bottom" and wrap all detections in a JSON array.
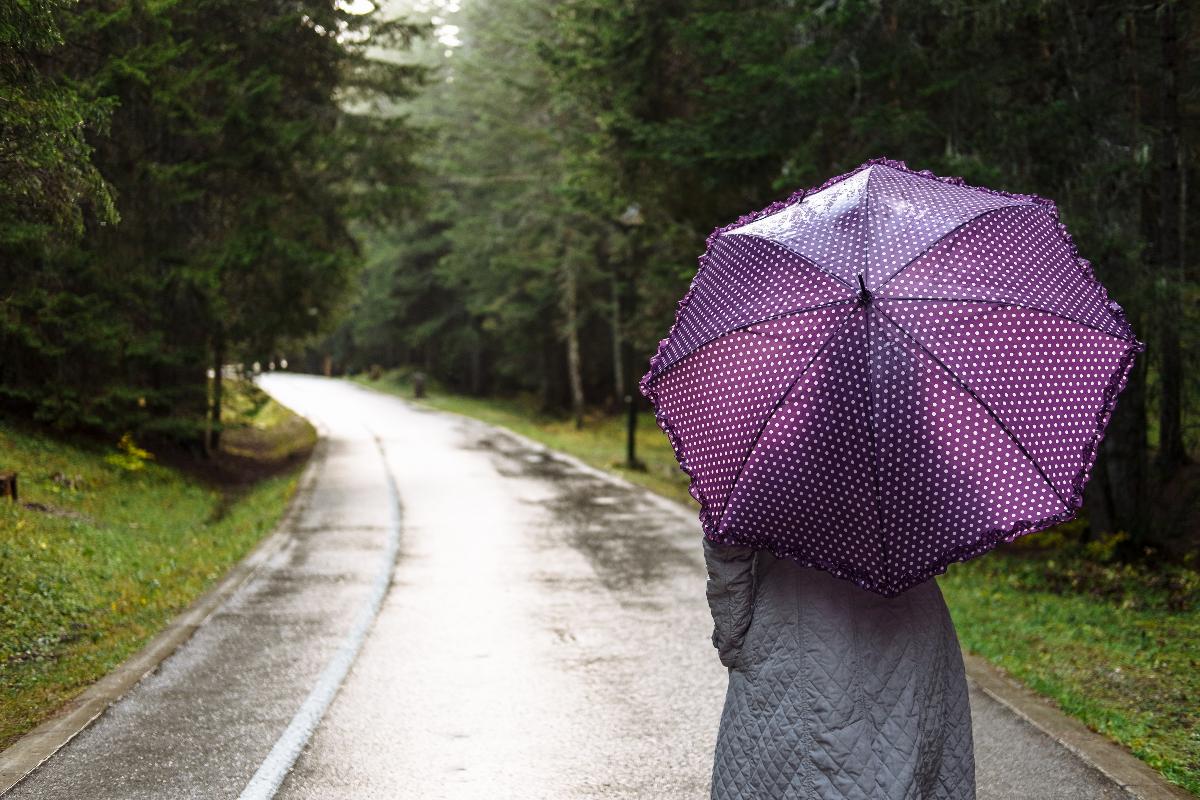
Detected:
[
  {"left": 7, "top": 374, "right": 1135, "bottom": 800},
  {"left": 269, "top": 376, "right": 724, "bottom": 799}
]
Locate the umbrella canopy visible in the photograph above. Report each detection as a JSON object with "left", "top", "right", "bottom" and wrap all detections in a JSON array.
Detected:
[{"left": 640, "top": 157, "right": 1144, "bottom": 596}]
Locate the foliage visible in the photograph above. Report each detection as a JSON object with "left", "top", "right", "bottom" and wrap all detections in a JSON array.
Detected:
[
  {"left": 941, "top": 552, "right": 1200, "bottom": 796},
  {"left": 326, "top": 0, "right": 1198, "bottom": 550},
  {"left": 0, "top": 0, "right": 115, "bottom": 249},
  {"left": 103, "top": 433, "right": 154, "bottom": 473},
  {"left": 991, "top": 526, "right": 1200, "bottom": 612},
  {"left": 0, "top": 410, "right": 306, "bottom": 750},
  {"left": 0, "top": 0, "right": 425, "bottom": 440},
  {"left": 218, "top": 379, "right": 318, "bottom": 462}
]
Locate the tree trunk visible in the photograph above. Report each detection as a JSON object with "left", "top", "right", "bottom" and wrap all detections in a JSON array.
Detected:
[
  {"left": 209, "top": 333, "right": 225, "bottom": 455},
  {"left": 1092, "top": 11, "right": 1151, "bottom": 547},
  {"left": 537, "top": 343, "right": 552, "bottom": 415},
  {"left": 1105, "top": 322, "right": 1150, "bottom": 548},
  {"left": 562, "top": 257, "right": 585, "bottom": 429},
  {"left": 470, "top": 325, "right": 483, "bottom": 395},
  {"left": 1155, "top": 0, "right": 1188, "bottom": 472}
]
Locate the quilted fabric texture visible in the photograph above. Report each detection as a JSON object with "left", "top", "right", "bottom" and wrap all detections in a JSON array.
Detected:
[
  {"left": 645, "top": 158, "right": 1144, "bottom": 597},
  {"left": 704, "top": 538, "right": 974, "bottom": 800}
]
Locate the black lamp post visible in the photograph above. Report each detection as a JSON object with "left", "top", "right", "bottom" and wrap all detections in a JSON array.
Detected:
[{"left": 616, "top": 203, "right": 646, "bottom": 471}]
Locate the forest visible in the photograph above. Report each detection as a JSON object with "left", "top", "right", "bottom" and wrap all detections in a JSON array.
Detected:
[
  {"left": 0, "top": 0, "right": 423, "bottom": 444},
  {"left": 326, "top": 0, "right": 1199, "bottom": 555},
  {"left": 3, "top": 0, "right": 1197, "bottom": 552}
]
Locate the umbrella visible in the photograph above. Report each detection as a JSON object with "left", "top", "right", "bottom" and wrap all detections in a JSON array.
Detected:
[{"left": 639, "top": 157, "right": 1144, "bottom": 596}]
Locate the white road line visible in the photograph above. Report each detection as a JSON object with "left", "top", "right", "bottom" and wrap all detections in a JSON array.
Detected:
[{"left": 238, "top": 433, "right": 401, "bottom": 800}]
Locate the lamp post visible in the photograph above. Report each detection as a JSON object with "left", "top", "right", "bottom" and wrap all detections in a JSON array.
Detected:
[{"left": 616, "top": 203, "right": 646, "bottom": 471}]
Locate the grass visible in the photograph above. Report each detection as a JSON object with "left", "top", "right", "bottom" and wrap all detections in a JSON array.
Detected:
[
  {"left": 939, "top": 550, "right": 1200, "bottom": 795},
  {"left": 355, "top": 367, "right": 1200, "bottom": 797},
  {"left": 352, "top": 371, "right": 698, "bottom": 507},
  {"left": 220, "top": 378, "right": 318, "bottom": 462},
  {"left": 0, "top": 382, "right": 313, "bottom": 751}
]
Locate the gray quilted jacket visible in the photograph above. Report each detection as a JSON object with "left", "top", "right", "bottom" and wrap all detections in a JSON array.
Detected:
[{"left": 703, "top": 538, "right": 975, "bottom": 800}]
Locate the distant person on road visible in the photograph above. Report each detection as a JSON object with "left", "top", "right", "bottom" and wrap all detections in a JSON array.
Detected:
[{"left": 703, "top": 539, "right": 975, "bottom": 799}]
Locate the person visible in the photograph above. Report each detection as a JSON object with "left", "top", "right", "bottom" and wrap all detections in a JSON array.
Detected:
[{"left": 703, "top": 538, "right": 975, "bottom": 800}]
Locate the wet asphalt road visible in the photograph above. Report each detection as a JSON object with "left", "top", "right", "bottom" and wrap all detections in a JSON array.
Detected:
[{"left": 8, "top": 374, "right": 1132, "bottom": 799}]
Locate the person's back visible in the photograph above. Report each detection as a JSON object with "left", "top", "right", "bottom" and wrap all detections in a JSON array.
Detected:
[{"left": 704, "top": 539, "right": 975, "bottom": 800}]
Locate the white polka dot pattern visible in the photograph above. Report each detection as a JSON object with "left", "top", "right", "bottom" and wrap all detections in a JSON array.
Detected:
[
  {"left": 868, "top": 309, "right": 1065, "bottom": 594},
  {"left": 865, "top": 164, "right": 1024, "bottom": 286},
  {"left": 725, "top": 168, "right": 871, "bottom": 287},
  {"left": 641, "top": 157, "right": 1145, "bottom": 596},
  {"left": 718, "top": 312, "right": 886, "bottom": 585},
  {"left": 654, "top": 234, "right": 850, "bottom": 373},
  {"left": 727, "top": 163, "right": 1023, "bottom": 287},
  {"left": 651, "top": 303, "right": 857, "bottom": 532},
  {"left": 881, "top": 300, "right": 1133, "bottom": 501},
  {"left": 883, "top": 204, "right": 1130, "bottom": 338}
]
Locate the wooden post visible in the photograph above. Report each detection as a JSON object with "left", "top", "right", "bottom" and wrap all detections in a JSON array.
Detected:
[
  {"left": 211, "top": 335, "right": 225, "bottom": 454},
  {"left": 625, "top": 395, "right": 644, "bottom": 471},
  {"left": 0, "top": 471, "right": 17, "bottom": 503}
]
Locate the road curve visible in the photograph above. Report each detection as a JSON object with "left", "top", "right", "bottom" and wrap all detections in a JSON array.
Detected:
[{"left": 7, "top": 374, "right": 1132, "bottom": 799}]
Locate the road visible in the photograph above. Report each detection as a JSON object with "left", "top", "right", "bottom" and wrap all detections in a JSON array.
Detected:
[{"left": 7, "top": 374, "right": 1133, "bottom": 799}]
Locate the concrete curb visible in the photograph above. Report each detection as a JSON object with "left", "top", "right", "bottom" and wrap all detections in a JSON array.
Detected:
[
  {"left": 963, "top": 654, "right": 1192, "bottom": 800},
  {"left": 0, "top": 433, "right": 328, "bottom": 797},
  {"left": 378, "top": 385, "right": 1194, "bottom": 800},
  {"left": 5, "top": 376, "right": 1193, "bottom": 800}
]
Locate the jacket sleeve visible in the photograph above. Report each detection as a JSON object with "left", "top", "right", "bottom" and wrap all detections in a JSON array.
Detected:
[{"left": 702, "top": 537, "right": 758, "bottom": 668}]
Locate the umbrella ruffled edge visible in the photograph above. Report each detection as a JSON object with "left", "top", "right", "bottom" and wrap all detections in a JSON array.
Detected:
[
  {"left": 638, "top": 155, "right": 1147, "bottom": 597},
  {"left": 874, "top": 158, "right": 1148, "bottom": 593},
  {"left": 873, "top": 329, "right": 1143, "bottom": 597},
  {"left": 637, "top": 159, "right": 878, "bottom": 536}
]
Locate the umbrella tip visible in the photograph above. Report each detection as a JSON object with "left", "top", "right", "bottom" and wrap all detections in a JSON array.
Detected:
[{"left": 856, "top": 274, "right": 873, "bottom": 306}]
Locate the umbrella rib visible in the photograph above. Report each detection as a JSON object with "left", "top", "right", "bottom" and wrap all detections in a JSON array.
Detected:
[
  {"left": 878, "top": 296, "right": 1132, "bottom": 342},
  {"left": 875, "top": 306, "right": 1072, "bottom": 512},
  {"left": 861, "top": 167, "right": 885, "bottom": 566},
  {"left": 863, "top": 165, "right": 875, "bottom": 285},
  {"left": 643, "top": 297, "right": 856, "bottom": 389},
  {"left": 863, "top": 306, "right": 887, "bottom": 571},
  {"left": 726, "top": 233, "right": 856, "bottom": 290},
  {"left": 716, "top": 304, "right": 862, "bottom": 533},
  {"left": 871, "top": 204, "right": 1029, "bottom": 295}
]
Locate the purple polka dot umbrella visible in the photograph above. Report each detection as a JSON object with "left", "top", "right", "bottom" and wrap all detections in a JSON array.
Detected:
[{"left": 639, "top": 157, "right": 1145, "bottom": 596}]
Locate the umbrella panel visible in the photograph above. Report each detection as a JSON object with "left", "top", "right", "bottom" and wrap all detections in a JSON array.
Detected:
[
  {"left": 648, "top": 302, "right": 858, "bottom": 531},
  {"left": 643, "top": 159, "right": 1145, "bottom": 595},
  {"left": 716, "top": 305, "right": 1069, "bottom": 595},
  {"left": 880, "top": 204, "right": 1128, "bottom": 338},
  {"left": 880, "top": 299, "right": 1137, "bottom": 501},
  {"left": 652, "top": 235, "right": 849, "bottom": 376}
]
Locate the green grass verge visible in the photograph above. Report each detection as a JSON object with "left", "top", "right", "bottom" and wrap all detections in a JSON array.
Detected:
[
  {"left": 0, "top": 384, "right": 311, "bottom": 750},
  {"left": 354, "top": 368, "right": 1199, "bottom": 797},
  {"left": 939, "top": 555, "right": 1199, "bottom": 794},
  {"left": 352, "top": 372, "right": 697, "bottom": 507},
  {"left": 220, "top": 379, "right": 318, "bottom": 462}
]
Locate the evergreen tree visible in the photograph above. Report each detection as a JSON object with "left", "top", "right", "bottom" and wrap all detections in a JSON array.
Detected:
[{"left": 0, "top": 0, "right": 425, "bottom": 443}]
